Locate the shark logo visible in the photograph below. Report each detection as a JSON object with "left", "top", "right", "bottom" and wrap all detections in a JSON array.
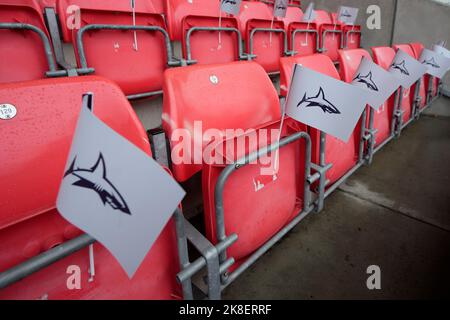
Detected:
[
  {"left": 64, "top": 153, "right": 131, "bottom": 215},
  {"left": 276, "top": 5, "right": 286, "bottom": 10},
  {"left": 353, "top": 71, "right": 379, "bottom": 91},
  {"left": 222, "top": 0, "right": 237, "bottom": 5},
  {"left": 390, "top": 60, "right": 410, "bottom": 76},
  {"left": 297, "top": 87, "right": 341, "bottom": 114},
  {"left": 340, "top": 10, "right": 352, "bottom": 18},
  {"left": 422, "top": 57, "right": 440, "bottom": 68}
]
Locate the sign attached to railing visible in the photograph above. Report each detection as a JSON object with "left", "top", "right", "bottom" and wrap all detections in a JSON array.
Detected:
[
  {"left": 352, "top": 57, "right": 400, "bottom": 110},
  {"left": 273, "top": 0, "right": 288, "bottom": 18},
  {"left": 420, "top": 48, "right": 450, "bottom": 79},
  {"left": 220, "top": 0, "right": 242, "bottom": 16},
  {"left": 57, "top": 94, "right": 185, "bottom": 278},
  {"left": 388, "top": 49, "right": 427, "bottom": 89},
  {"left": 302, "top": 2, "right": 316, "bottom": 22},
  {"left": 285, "top": 65, "right": 368, "bottom": 142}
]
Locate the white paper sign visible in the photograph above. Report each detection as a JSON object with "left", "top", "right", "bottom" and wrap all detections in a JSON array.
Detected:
[
  {"left": 388, "top": 49, "right": 427, "bottom": 88},
  {"left": 419, "top": 48, "right": 450, "bottom": 79},
  {"left": 433, "top": 44, "right": 450, "bottom": 59},
  {"left": 286, "top": 65, "right": 368, "bottom": 142},
  {"left": 337, "top": 6, "right": 359, "bottom": 25},
  {"left": 352, "top": 57, "right": 400, "bottom": 110},
  {"left": 57, "top": 95, "right": 185, "bottom": 278},
  {"left": 220, "top": 0, "right": 242, "bottom": 16},
  {"left": 302, "top": 2, "right": 316, "bottom": 22},
  {"left": 274, "top": 0, "right": 288, "bottom": 18}
]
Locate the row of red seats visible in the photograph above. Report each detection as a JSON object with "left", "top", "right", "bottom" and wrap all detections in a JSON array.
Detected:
[
  {"left": 0, "top": 39, "right": 439, "bottom": 299},
  {"left": 0, "top": 0, "right": 361, "bottom": 98}
]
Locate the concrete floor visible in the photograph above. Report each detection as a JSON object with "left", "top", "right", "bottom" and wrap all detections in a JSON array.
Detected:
[{"left": 223, "top": 96, "right": 450, "bottom": 300}]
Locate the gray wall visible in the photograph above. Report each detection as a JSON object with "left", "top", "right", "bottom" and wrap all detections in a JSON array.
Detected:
[
  {"left": 393, "top": 0, "right": 450, "bottom": 85},
  {"left": 301, "top": 0, "right": 450, "bottom": 86}
]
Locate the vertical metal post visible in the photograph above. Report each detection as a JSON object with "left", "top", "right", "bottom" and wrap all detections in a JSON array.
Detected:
[
  {"left": 358, "top": 109, "right": 367, "bottom": 164},
  {"left": 173, "top": 208, "right": 194, "bottom": 300},
  {"left": 367, "top": 108, "right": 376, "bottom": 165},
  {"left": 315, "top": 131, "right": 327, "bottom": 213},
  {"left": 390, "top": 90, "right": 399, "bottom": 137},
  {"left": 426, "top": 76, "right": 434, "bottom": 106},
  {"left": 396, "top": 87, "right": 404, "bottom": 137},
  {"left": 413, "top": 79, "right": 421, "bottom": 119}
]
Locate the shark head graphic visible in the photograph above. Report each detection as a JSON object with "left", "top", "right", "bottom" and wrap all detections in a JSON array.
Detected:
[
  {"left": 353, "top": 71, "right": 379, "bottom": 91},
  {"left": 341, "top": 10, "right": 352, "bottom": 18},
  {"left": 276, "top": 5, "right": 286, "bottom": 10},
  {"left": 296, "top": 87, "right": 341, "bottom": 114},
  {"left": 64, "top": 153, "right": 131, "bottom": 215},
  {"left": 391, "top": 60, "right": 410, "bottom": 76},
  {"left": 222, "top": 0, "right": 237, "bottom": 4},
  {"left": 422, "top": 57, "right": 440, "bottom": 68}
]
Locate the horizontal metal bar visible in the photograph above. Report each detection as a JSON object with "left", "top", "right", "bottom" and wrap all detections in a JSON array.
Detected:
[
  {"left": 324, "top": 162, "right": 364, "bottom": 198},
  {"left": 126, "top": 90, "right": 163, "bottom": 100},
  {"left": 249, "top": 27, "right": 289, "bottom": 59},
  {"left": 291, "top": 28, "right": 320, "bottom": 52},
  {"left": 344, "top": 29, "right": 361, "bottom": 49},
  {"left": 0, "top": 234, "right": 95, "bottom": 289},
  {"left": 221, "top": 206, "right": 314, "bottom": 289},
  {"left": 185, "top": 26, "right": 245, "bottom": 64},
  {"left": 321, "top": 29, "right": 343, "bottom": 51},
  {"left": 176, "top": 234, "right": 238, "bottom": 284}
]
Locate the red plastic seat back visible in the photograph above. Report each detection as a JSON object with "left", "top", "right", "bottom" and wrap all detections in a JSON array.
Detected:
[
  {"left": 315, "top": 10, "right": 342, "bottom": 61},
  {"left": 343, "top": 25, "right": 361, "bottom": 49},
  {"left": 238, "top": 1, "right": 285, "bottom": 72},
  {"left": 288, "top": 22, "right": 318, "bottom": 57},
  {"left": 57, "top": 0, "right": 168, "bottom": 96},
  {"left": 280, "top": 53, "right": 336, "bottom": 97},
  {"left": 202, "top": 120, "right": 307, "bottom": 264},
  {"left": 165, "top": 0, "right": 223, "bottom": 41},
  {"left": 0, "top": 0, "right": 52, "bottom": 83},
  {"left": 372, "top": 46, "right": 395, "bottom": 70},
  {"left": 162, "top": 61, "right": 281, "bottom": 182},
  {"left": 372, "top": 46, "right": 403, "bottom": 142},
  {"left": 338, "top": 48, "right": 371, "bottom": 82},
  {"left": 0, "top": 77, "right": 180, "bottom": 299},
  {"left": 166, "top": 0, "right": 240, "bottom": 65},
  {"left": 282, "top": 6, "right": 303, "bottom": 30}
]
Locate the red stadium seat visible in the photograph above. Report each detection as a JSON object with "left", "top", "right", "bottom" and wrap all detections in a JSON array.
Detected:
[
  {"left": 315, "top": 10, "right": 342, "bottom": 62},
  {"left": 393, "top": 44, "right": 419, "bottom": 123},
  {"left": 57, "top": 0, "right": 175, "bottom": 98},
  {"left": 162, "top": 61, "right": 281, "bottom": 182},
  {"left": 163, "top": 61, "right": 307, "bottom": 264},
  {"left": 0, "top": 77, "right": 181, "bottom": 299},
  {"left": 238, "top": 1, "right": 287, "bottom": 73},
  {"left": 282, "top": 6, "right": 303, "bottom": 29},
  {"left": 331, "top": 12, "right": 361, "bottom": 50},
  {"left": 286, "top": 7, "right": 319, "bottom": 57},
  {"left": 410, "top": 41, "right": 438, "bottom": 106},
  {"left": 339, "top": 49, "right": 394, "bottom": 147},
  {"left": 0, "top": 0, "right": 59, "bottom": 83},
  {"left": 165, "top": 0, "right": 242, "bottom": 65},
  {"left": 280, "top": 53, "right": 360, "bottom": 185}
]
